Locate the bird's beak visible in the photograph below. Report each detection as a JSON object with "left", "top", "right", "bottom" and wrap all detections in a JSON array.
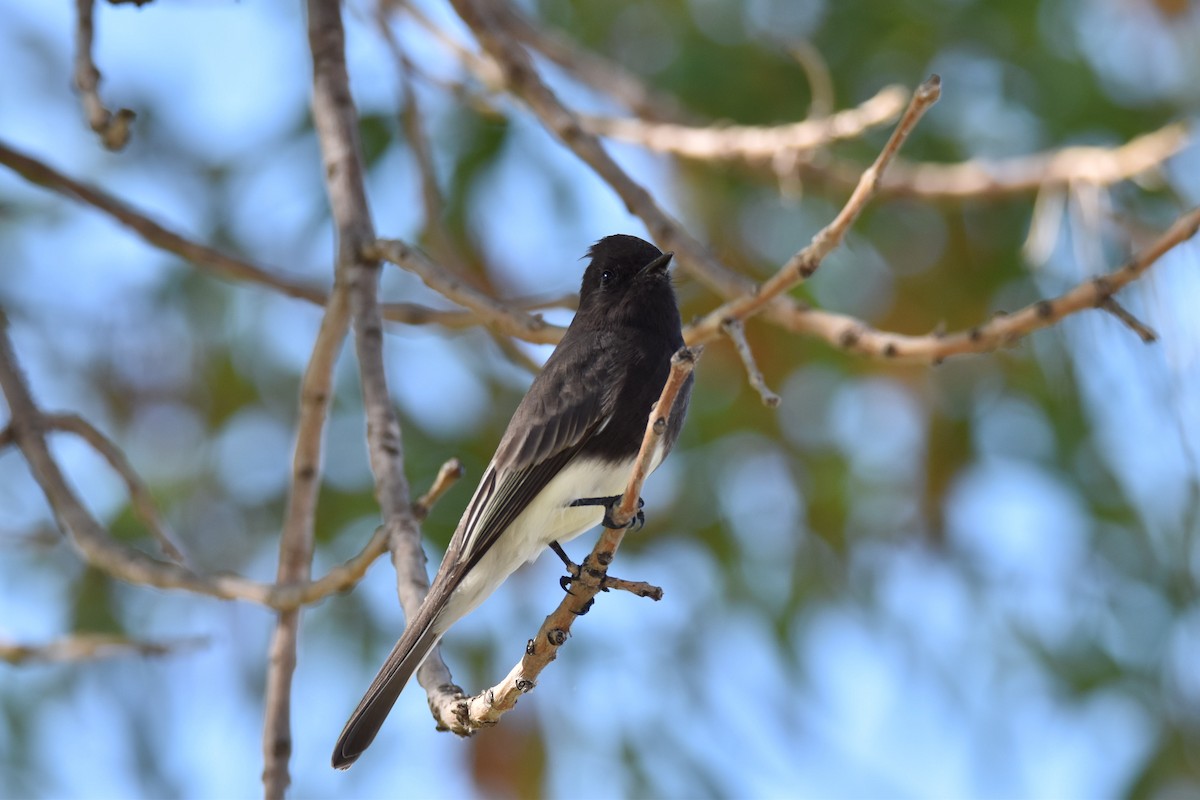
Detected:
[{"left": 640, "top": 250, "right": 674, "bottom": 276}]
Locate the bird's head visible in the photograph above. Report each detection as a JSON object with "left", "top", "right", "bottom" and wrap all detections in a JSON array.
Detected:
[{"left": 578, "top": 235, "right": 677, "bottom": 322}]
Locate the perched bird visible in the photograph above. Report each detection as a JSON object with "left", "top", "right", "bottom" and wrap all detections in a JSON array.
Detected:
[{"left": 332, "top": 234, "right": 692, "bottom": 769}]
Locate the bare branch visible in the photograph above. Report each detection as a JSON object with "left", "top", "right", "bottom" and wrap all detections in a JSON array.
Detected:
[
  {"left": 374, "top": 17, "right": 576, "bottom": 371},
  {"left": 32, "top": 413, "right": 188, "bottom": 563},
  {"left": 491, "top": 2, "right": 695, "bottom": 123},
  {"left": 775, "top": 204, "right": 1200, "bottom": 362},
  {"left": 0, "top": 141, "right": 518, "bottom": 333},
  {"left": 1100, "top": 297, "right": 1158, "bottom": 343},
  {"left": 687, "top": 75, "right": 942, "bottom": 342},
  {"left": 73, "top": 0, "right": 135, "bottom": 150},
  {"left": 0, "top": 308, "right": 398, "bottom": 609},
  {"left": 369, "top": 239, "right": 561, "bottom": 343},
  {"left": 803, "top": 122, "right": 1190, "bottom": 201},
  {"left": 393, "top": 0, "right": 506, "bottom": 91},
  {"left": 0, "top": 634, "right": 205, "bottom": 665},
  {"left": 262, "top": 262, "right": 352, "bottom": 797},
  {"left": 307, "top": 0, "right": 459, "bottom": 730},
  {"left": 429, "top": 347, "right": 700, "bottom": 731},
  {"left": 581, "top": 84, "right": 908, "bottom": 162},
  {"left": 720, "top": 319, "right": 781, "bottom": 407},
  {"left": 413, "top": 458, "right": 466, "bottom": 521},
  {"left": 374, "top": 5, "right": 453, "bottom": 248},
  {"left": 788, "top": 41, "right": 835, "bottom": 119}
]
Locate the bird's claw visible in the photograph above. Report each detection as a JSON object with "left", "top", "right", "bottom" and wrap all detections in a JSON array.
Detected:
[
  {"left": 572, "top": 494, "right": 646, "bottom": 530},
  {"left": 570, "top": 597, "right": 596, "bottom": 616},
  {"left": 551, "top": 541, "right": 582, "bottom": 595}
]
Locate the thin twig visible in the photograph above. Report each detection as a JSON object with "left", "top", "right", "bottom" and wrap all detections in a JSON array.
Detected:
[
  {"left": 597, "top": 574, "right": 664, "bottom": 600},
  {"left": 720, "top": 319, "right": 781, "bottom": 407},
  {"left": 1, "top": 308, "right": 392, "bottom": 607},
  {"left": 0, "top": 307, "right": 399, "bottom": 602},
  {"left": 73, "top": 0, "right": 135, "bottom": 150},
  {"left": 261, "top": 267, "right": 353, "bottom": 798},
  {"left": 788, "top": 41, "right": 834, "bottom": 119},
  {"left": 492, "top": 1, "right": 695, "bottom": 123},
  {"left": 369, "top": 239, "right": 556, "bottom": 342},
  {"left": 374, "top": 5, "right": 454, "bottom": 254},
  {"left": 687, "top": 75, "right": 942, "bottom": 341},
  {"left": 799, "top": 122, "right": 1190, "bottom": 200},
  {"left": 0, "top": 634, "right": 205, "bottom": 665},
  {"left": 393, "top": 0, "right": 506, "bottom": 91},
  {"left": 36, "top": 413, "right": 188, "bottom": 563},
  {"left": 772, "top": 205, "right": 1200, "bottom": 362},
  {"left": 580, "top": 84, "right": 908, "bottom": 162},
  {"left": 0, "top": 141, "right": 551, "bottom": 336},
  {"left": 374, "top": 14, "right": 564, "bottom": 370},
  {"left": 1099, "top": 297, "right": 1158, "bottom": 343},
  {"left": 429, "top": 347, "right": 699, "bottom": 731},
  {"left": 413, "top": 458, "right": 466, "bottom": 521}
]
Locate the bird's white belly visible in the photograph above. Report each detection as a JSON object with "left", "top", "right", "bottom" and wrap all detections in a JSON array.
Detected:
[{"left": 443, "top": 443, "right": 665, "bottom": 626}]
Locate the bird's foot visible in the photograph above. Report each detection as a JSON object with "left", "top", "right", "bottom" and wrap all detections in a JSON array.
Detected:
[
  {"left": 550, "top": 541, "right": 604, "bottom": 614},
  {"left": 570, "top": 495, "right": 646, "bottom": 530},
  {"left": 550, "top": 541, "right": 582, "bottom": 592},
  {"left": 547, "top": 540, "right": 664, "bottom": 607}
]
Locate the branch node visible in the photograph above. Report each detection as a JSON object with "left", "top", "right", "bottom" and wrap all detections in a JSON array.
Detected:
[
  {"left": 721, "top": 318, "right": 781, "bottom": 407},
  {"left": 839, "top": 326, "right": 863, "bottom": 348}
]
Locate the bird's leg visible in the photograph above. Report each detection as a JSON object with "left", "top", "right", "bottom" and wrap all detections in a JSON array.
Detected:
[
  {"left": 552, "top": 497, "right": 663, "bottom": 612},
  {"left": 570, "top": 495, "right": 646, "bottom": 530},
  {"left": 550, "top": 541, "right": 581, "bottom": 593},
  {"left": 550, "top": 541, "right": 599, "bottom": 615}
]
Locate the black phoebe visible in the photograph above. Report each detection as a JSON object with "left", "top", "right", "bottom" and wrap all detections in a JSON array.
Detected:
[{"left": 332, "top": 234, "right": 692, "bottom": 769}]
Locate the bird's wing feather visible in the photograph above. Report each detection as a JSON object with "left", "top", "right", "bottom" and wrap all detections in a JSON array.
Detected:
[{"left": 453, "top": 336, "right": 620, "bottom": 572}]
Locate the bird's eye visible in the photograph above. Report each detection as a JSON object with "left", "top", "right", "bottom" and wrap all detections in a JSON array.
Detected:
[{"left": 600, "top": 270, "right": 613, "bottom": 286}]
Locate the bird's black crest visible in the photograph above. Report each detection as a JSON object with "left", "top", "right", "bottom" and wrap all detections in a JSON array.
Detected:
[{"left": 587, "top": 234, "right": 663, "bottom": 267}]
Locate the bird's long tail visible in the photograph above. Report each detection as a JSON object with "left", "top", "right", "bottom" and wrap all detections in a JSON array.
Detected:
[{"left": 331, "top": 611, "right": 443, "bottom": 769}]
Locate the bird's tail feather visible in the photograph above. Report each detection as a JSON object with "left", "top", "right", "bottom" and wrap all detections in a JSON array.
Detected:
[{"left": 331, "top": 616, "right": 443, "bottom": 769}]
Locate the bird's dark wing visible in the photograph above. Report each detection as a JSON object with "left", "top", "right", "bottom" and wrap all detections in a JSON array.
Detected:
[{"left": 452, "top": 335, "right": 622, "bottom": 573}]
